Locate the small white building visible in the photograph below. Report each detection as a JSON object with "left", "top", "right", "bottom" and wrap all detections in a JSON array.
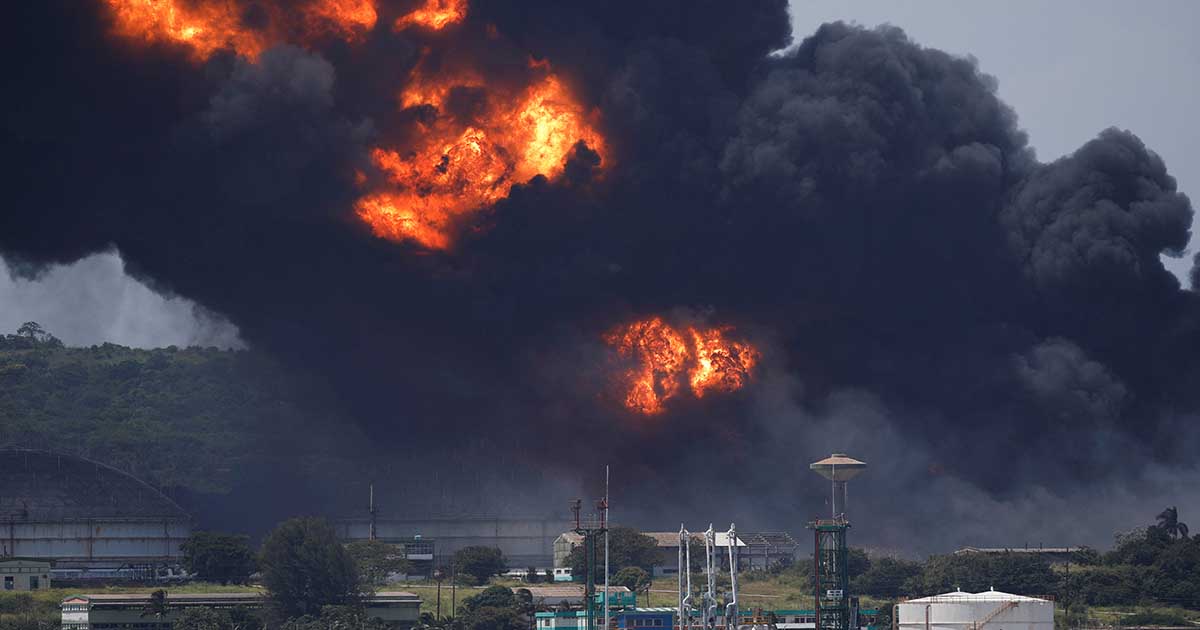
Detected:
[
  {"left": 1, "top": 559, "right": 52, "bottom": 591},
  {"left": 897, "top": 590, "right": 1053, "bottom": 630}
]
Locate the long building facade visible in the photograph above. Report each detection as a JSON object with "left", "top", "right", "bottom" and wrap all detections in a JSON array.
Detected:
[
  {"left": 335, "top": 516, "right": 569, "bottom": 568},
  {"left": 61, "top": 592, "right": 421, "bottom": 630},
  {"left": 1, "top": 450, "right": 192, "bottom": 575}
]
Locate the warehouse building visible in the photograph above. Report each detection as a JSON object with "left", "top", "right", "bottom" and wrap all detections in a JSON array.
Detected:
[
  {"left": 337, "top": 516, "right": 567, "bottom": 569},
  {"left": 1, "top": 559, "right": 52, "bottom": 591},
  {"left": 954, "top": 547, "right": 1083, "bottom": 566},
  {"left": 553, "top": 531, "right": 747, "bottom": 576},
  {"left": 1, "top": 449, "right": 192, "bottom": 577},
  {"left": 60, "top": 591, "right": 421, "bottom": 630}
]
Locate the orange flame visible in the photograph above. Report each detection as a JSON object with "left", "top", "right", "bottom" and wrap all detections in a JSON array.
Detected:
[
  {"left": 605, "top": 318, "right": 759, "bottom": 415},
  {"left": 394, "top": 0, "right": 468, "bottom": 31},
  {"left": 102, "top": 0, "right": 378, "bottom": 61},
  {"left": 356, "top": 67, "right": 605, "bottom": 250}
]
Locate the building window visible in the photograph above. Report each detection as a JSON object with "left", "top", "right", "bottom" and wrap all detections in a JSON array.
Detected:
[
  {"left": 29, "top": 576, "right": 38, "bottom": 589},
  {"left": 4, "top": 576, "right": 12, "bottom": 590}
]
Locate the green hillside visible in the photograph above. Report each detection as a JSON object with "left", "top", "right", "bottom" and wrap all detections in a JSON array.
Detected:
[{"left": 0, "top": 324, "right": 360, "bottom": 494}]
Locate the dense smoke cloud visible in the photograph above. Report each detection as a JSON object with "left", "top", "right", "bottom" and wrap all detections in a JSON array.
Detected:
[{"left": 1, "top": 1, "right": 1198, "bottom": 550}]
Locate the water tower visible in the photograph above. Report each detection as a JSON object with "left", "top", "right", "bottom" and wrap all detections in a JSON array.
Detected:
[
  {"left": 808, "top": 453, "right": 867, "bottom": 630},
  {"left": 809, "top": 453, "right": 867, "bottom": 521}
]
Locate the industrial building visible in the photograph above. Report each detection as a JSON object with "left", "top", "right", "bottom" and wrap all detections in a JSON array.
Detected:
[
  {"left": 896, "top": 590, "right": 1054, "bottom": 630},
  {"left": 1, "top": 558, "right": 52, "bottom": 590},
  {"left": 60, "top": 591, "right": 421, "bottom": 630},
  {"left": 1, "top": 449, "right": 192, "bottom": 577},
  {"left": 733, "top": 532, "right": 800, "bottom": 570},
  {"left": 954, "top": 547, "right": 1083, "bottom": 566},
  {"left": 336, "top": 515, "right": 568, "bottom": 569},
  {"left": 534, "top": 608, "right": 882, "bottom": 630},
  {"left": 553, "top": 530, "right": 748, "bottom": 576}
]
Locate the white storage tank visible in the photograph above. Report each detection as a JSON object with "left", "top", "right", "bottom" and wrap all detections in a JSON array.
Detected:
[{"left": 897, "top": 590, "right": 1054, "bottom": 630}]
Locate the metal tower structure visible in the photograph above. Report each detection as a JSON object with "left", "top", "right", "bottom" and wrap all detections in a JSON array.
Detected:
[
  {"left": 572, "top": 498, "right": 609, "bottom": 630},
  {"left": 678, "top": 526, "right": 693, "bottom": 630},
  {"left": 808, "top": 454, "right": 867, "bottom": 630}
]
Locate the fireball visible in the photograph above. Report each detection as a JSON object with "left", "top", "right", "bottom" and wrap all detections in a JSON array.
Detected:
[{"left": 605, "top": 317, "right": 759, "bottom": 415}]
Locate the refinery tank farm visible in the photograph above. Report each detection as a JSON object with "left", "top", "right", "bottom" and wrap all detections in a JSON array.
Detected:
[{"left": 0, "top": 448, "right": 1061, "bottom": 630}]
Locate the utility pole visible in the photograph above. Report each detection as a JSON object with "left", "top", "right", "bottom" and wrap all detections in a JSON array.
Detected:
[
  {"left": 434, "top": 568, "right": 443, "bottom": 621},
  {"left": 369, "top": 481, "right": 377, "bottom": 541},
  {"left": 604, "top": 465, "right": 610, "bottom": 630}
]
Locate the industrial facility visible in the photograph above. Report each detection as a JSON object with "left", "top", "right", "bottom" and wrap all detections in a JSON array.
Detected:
[
  {"left": 896, "top": 590, "right": 1054, "bottom": 630},
  {"left": 0, "top": 449, "right": 192, "bottom": 579},
  {"left": 554, "top": 530, "right": 791, "bottom": 576},
  {"left": 335, "top": 514, "right": 568, "bottom": 570},
  {"left": 60, "top": 591, "right": 421, "bottom": 630}
]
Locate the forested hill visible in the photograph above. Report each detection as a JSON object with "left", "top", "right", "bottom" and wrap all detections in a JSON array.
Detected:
[{"left": 0, "top": 323, "right": 366, "bottom": 498}]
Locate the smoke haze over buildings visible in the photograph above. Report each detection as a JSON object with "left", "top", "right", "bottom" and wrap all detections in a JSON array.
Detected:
[{"left": 1, "top": 1, "right": 1198, "bottom": 552}]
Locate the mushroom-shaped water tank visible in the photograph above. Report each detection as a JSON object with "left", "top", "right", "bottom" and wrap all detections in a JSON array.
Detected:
[{"left": 809, "top": 453, "right": 867, "bottom": 481}]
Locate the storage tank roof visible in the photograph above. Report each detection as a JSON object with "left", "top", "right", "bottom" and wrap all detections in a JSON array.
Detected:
[
  {"left": 905, "top": 590, "right": 1050, "bottom": 603},
  {"left": 0, "top": 449, "right": 188, "bottom": 521}
]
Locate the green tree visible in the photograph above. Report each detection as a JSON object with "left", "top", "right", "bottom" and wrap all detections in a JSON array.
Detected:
[
  {"left": 14, "top": 322, "right": 61, "bottom": 347},
  {"left": 915, "top": 553, "right": 1057, "bottom": 595},
  {"left": 141, "top": 590, "right": 169, "bottom": 624},
  {"left": 452, "top": 547, "right": 507, "bottom": 586},
  {"left": 613, "top": 566, "right": 651, "bottom": 605},
  {"left": 175, "top": 607, "right": 234, "bottom": 630},
  {"left": 279, "top": 606, "right": 389, "bottom": 630},
  {"left": 181, "top": 532, "right": 256, "bottom": 584},
  {"left": 1156, "top": 506, "right": 1189, "bottom": 539},
  {"left": 847, "top": 548, "right": 871, "bottom": 580},
  {"left": 346, "top": 540, "right": 409, "bottom": 588},
  {"left": 564, "top": 527, "right": 659, "bottom": 582},
  {"left": 459, "top": 606, "right": 524, "bottom": 630},
  {"left": 462, "top": 586, "right": 517, "bottom": 612},
  {"left": 259, "top": 517, "right": 362, "bottom": 619},
  {"left": 851, "top": 557, "right": 923, "bottom": 598}
]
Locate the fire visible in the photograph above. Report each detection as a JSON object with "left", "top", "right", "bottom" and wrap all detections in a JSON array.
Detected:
[
  {"left": 605, "top": 318, "right": 759, "bottom": 415},
  {"left": 394, "top": 0, "right": 468, "bottom": 31},
  {"left": 688, "top": 327, "right": 759, "bottom": 397},
  {"left": 102, "top": 0, "right": 378, "bottom": 61},
  {"left": 356, "top": 67, "right": 605, "bottom": 249}
]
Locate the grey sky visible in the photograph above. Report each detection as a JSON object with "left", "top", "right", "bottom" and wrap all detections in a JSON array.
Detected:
[
  {"left": 792, "top": 0, "right": 1200, "bottom": 283},
  {"left": 0, "top": 251, "right": 243, "bottom": 349}
]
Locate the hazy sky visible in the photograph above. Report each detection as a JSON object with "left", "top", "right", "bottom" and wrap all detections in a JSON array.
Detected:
[
  {"left": 0, "top": 251, "right": 243, "bottom": 349},
  {"left": 792, "top": 0, "right": 1200, "bottom": 283}
]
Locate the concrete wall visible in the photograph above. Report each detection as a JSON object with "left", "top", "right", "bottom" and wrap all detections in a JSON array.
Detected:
[
  {"left": 3, "top": 519, "right": 191, "bottom": 567},
  {"left": 336, "top": 517, "right": 570, "bottom": 568},
  {"left": 1, "top": 561, "right": 51, "bottom": 591}
]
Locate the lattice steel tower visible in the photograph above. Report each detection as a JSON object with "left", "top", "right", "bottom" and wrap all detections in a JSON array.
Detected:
[{"left": 808, "top": 454, "right": 867, "bottom": 630}]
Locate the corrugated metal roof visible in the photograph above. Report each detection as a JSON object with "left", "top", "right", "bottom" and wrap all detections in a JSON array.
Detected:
[
  {"left": 557, "top": 531, "right": 745, "bottom": 547},
  {"left": 642, "top": 532, "right": 746, "bottom": 547}
]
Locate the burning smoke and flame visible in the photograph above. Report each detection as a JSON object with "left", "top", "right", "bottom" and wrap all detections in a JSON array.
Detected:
[
  {"left": 103, "top": 0, "right": 377, "bottom": 61},
  {"left": 394, "top": 0, "right": 467, "bottom": 31},
  {"left": 605, "top": 317, "right": 759, "bottom": 415},
  {"left": 355, "top": 61, "right": 606, "bottom": 250},
  {"left": 104, "top": 0, "right": 605, "bottom": 251}
]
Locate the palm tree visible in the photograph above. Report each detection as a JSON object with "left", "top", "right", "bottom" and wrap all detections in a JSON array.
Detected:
[{"left": 1156, "top": 506, "right": 1190, "bottom": 539}]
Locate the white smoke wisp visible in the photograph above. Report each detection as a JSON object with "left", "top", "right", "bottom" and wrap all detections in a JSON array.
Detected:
[{"left": 0, "top": 250, "right": 244, "bottom": 349}]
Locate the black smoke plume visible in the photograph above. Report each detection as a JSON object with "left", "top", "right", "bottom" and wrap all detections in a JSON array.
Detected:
[{"left": 2, "top": 2, "right": 1198, "bottom": 550}]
